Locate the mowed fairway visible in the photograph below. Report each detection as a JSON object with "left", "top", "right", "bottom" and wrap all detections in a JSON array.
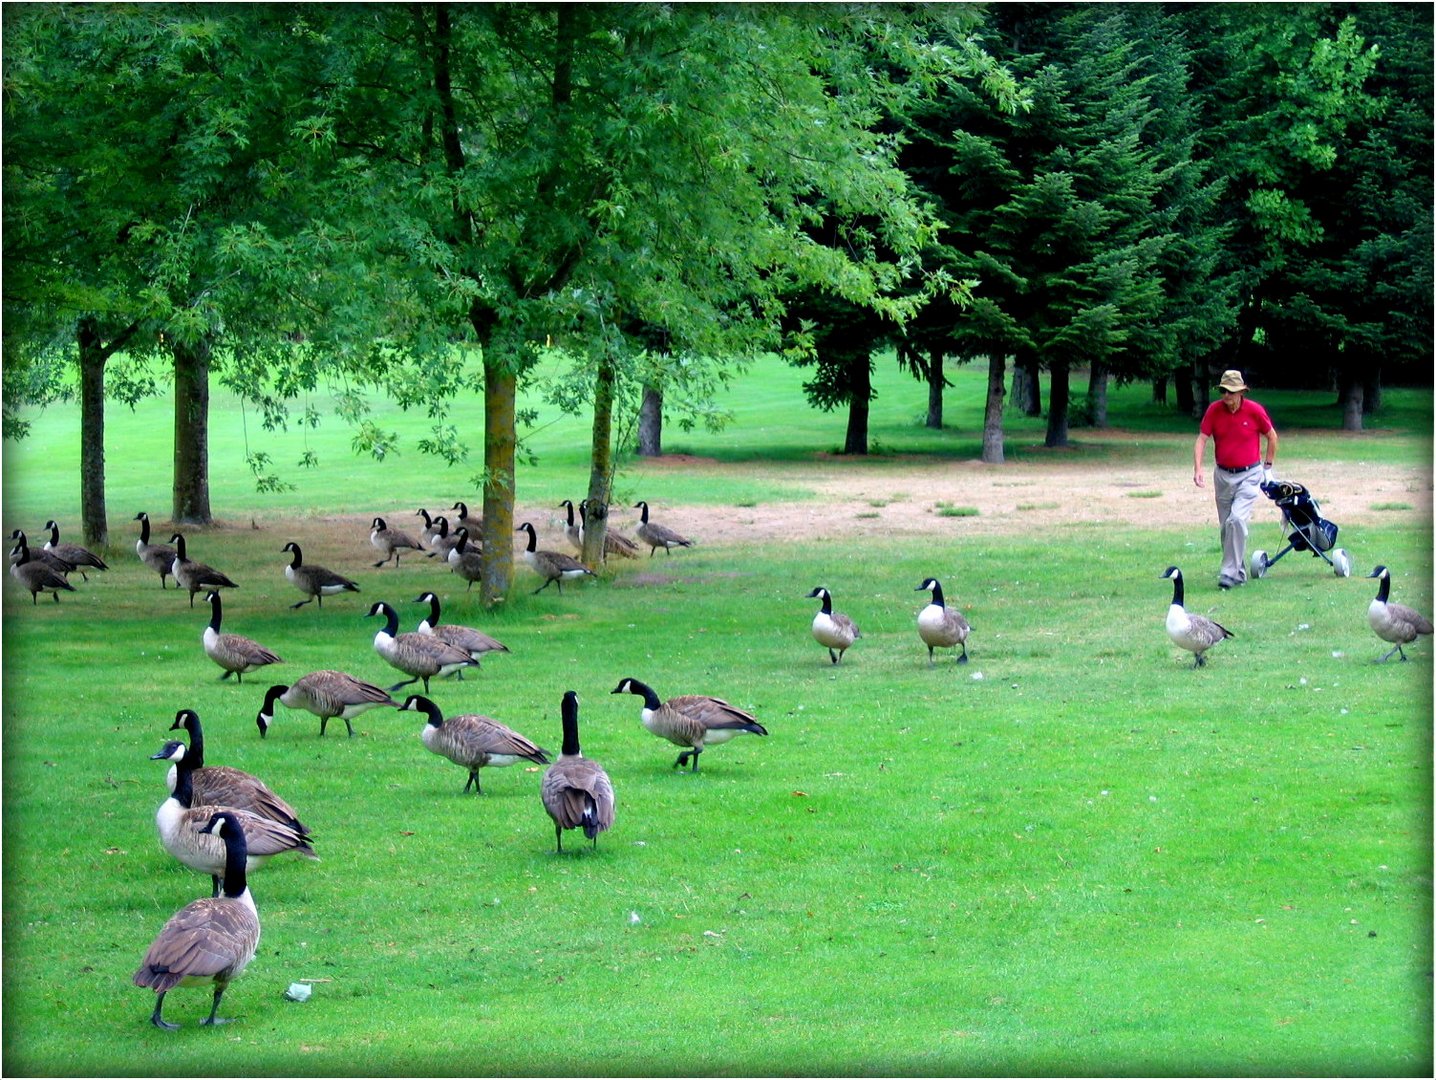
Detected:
[{"left": 2, "top": 359, "right": 1431, "bottom": 1076}]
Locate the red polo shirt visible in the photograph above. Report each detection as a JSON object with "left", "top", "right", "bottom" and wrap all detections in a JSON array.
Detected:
[{"left": 1200, "top": 398, "right": 1273, "bottom": 469}]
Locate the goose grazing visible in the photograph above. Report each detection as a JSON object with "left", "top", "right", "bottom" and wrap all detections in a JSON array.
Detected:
[
  {"left": 369, "top": 516, "right": 425, "bottom": 568},
  {"left": 579, "top": 499, "right": 641, "bottom": 559},
  {"left": 446, "top": 527, "right": 484, "bottom": 592},
  {"left": 806, "top": 586, "right": 861, "bottom": 665},
  {"left": 9, "top": 538, "right": 76, "bottom": 604},
  {"left": 1366, "top": 565, "right": 1432, "bottom": 662},
  {"left": 135, "top": 512, "right": 178, "bottom": 588},
  {"left": 540, "top": 690, "right": 614, "bottom": 853},
  {"left": 633, "top": 500, "right": 694, "bottom": 557},
  {"left": 201, "top": 591, "right": 282, "bottom": 683},
  {"left": 401, "top": 694, "right": 550, "bottom": 794},
  {"left": 559, "top": 500, "right": 584, "bottom": 553},
  {"left": 151, "top": 741, "right": 316, "bottom": 896},
  {"left": 425, "top": 516, "right": 462, "bottom": 561},
  {"left": 413, "top": 591, "right": 509, "bottom": 668},
  {"left": 170, "top": 532, "right": 238, "bottom": 608},
  {"left": 915, "top": 578, "right": 971, "bottom": 665},
  {"left": 42, "top": 520, "right": 108, "bottom": 581},
  {"left": 367, "top": 600, "right": 477, "bottom": 692},
  {"left": 1161, "top": 566, "right": 1233, "bottom": 668},
  {"left": 611, "top": 676, "right": 768, "bottom": 772},
  {"left": 516, "top": 522, "right": 595, "bottom": 594},
  {"left": 9, "top": 528, "right": 75, "bottom": 577},
  {"left": 256, "top": 669, "right": 397, "bottom": 738},
  {"left": 281, "top": 541, "right": 360, "bottom": 609},
  {"left": 133, "top": 810, "right": 261, "bottom": 1030},
  {"left": 168, "top": 709, "right": 309, "bottom": 836}
]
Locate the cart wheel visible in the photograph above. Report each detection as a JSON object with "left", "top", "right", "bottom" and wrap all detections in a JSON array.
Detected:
[
  {"left": 1332, "top": 548, "right": 1351, "bottom": 577},
  {"left": 1251, "top": 551, "right": 1268, "bottom": 579}
]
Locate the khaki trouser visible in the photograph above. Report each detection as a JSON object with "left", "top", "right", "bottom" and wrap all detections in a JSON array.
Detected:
[{"left": 1214, "top": 464, "right": 1262, "bottom": 584}]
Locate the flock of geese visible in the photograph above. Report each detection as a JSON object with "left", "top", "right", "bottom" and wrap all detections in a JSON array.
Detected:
[{"left": 7, "top": 498, "right": 1432, "bottom": 1030}]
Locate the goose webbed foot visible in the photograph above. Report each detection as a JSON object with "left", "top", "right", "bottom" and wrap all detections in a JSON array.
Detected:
[
  {"left": 149, "top": 994, "right": 179, "bottom": 1030},
  {"left": 290, "top": 598, "right": 313, "bottom": 609}
]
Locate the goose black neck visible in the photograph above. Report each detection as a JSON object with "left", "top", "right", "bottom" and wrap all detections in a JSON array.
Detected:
[
  {"left": 817, "top": 590, "right": 833, "bottom": 614},
  {"left": 560, "top": 692, "right": 582, "bottom": 756},
  {"left": 434, "top": 516, "right": 449, "bottom": 538},
  {"left": 172, "top": 534, "right": 187, "bottom": 559},
  {"left": 375, "top": 604, "right": 399, "bottom": 635},
  {"left": 47, "top": 522, "right": 60, "bottom": 544},
  {"left": 562, "top": 501, "right": 575, "bottom": 526},
  {"left": 637, "top": 501, "right": 650, "bottom": 523},
  {"left": 422, "top": 593, "right": 443, "bottom": 626},
  {"left": 414, "top": 696, "right": 444, "bottom": 727},
  {"left": 207, "top": 592, "right": 224, "bottom": 631},
  {"left": 173, "top": 712, "right": 206, "bottom": 768},
  {"left": 215, "top": 816, "right": 250, "bottom": 899},
  {"left": 928, "top": 582, "right": 945, "bottom": 607},
  {"left": 1169, "top": 573, "right": 1184, "bottom": 608},
  {"left": 171, "top": 754, "right": 196, "bottom": 808},
  {"left": 138, "top": 515, "right": 151, "bottom": 543},
  {"left": 1375, "top": 573, "right": 1391, "bottom": 604},
  {"left": 288, "top": 545, "right": 303, "bottom": 568},
  {"left": 13, "top": 540, "right": 30, "bottom": 564},
  {"left": 522, "top": 525, "right": 537, "bottom": 553},
  {"left": 628, "top": 679, "right": 661, "bottom": 709},
  {"left": 454, "top": 530, "right": 469, "bottom": 554}
]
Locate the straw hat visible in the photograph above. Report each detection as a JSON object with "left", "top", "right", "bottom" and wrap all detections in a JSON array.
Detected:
[{"left": 1216, "top": 369, "right": 1248, "bottom": 393}]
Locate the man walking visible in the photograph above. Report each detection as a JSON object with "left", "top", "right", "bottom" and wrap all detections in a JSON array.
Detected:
[{"left": 1193, "top": 369, "right": 1279, "bottom": 589}]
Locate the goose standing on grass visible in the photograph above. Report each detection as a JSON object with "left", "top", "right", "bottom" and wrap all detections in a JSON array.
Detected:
[
  {"left": 540, "top": 690, "right": 614, "bottom": 853},
  {"left": 806, "top": 586, "right": 861, "bottom": 665},
  {"left": 1161, "top": 566, "right": 1233, "bottom": 668},
  {"left": 425, "top": 516, "right": 462, "bottom": 561},
  {"left": 516, "top": 522, "right": 595, "bottom": 594},
  {"left": 9, "top": 529, "right": 75, "bottom": 577},
  {"left": 151, "top": 742, "right": 316, "bottom": 896},
  {"left": 633, "top": 500, "right": 694, "bottom": 557},
  {"left": 401, "top": 694, "right": 550, "bottom": 794},
  {"left": 447, "top": 527, "right": 484, "bottom": 592},
  {"left": 559, "top": 500, "right": 584, "bottom": 553},
  {"left": 201, "top": 591, "right": 283, "bottom": 683},
  {"left": 579, "top": 500, "right": 641, "bottom": 559},
  {"left": 42, "top": 520, "right": 108, "bottom": 581},
  {"left": 9, "top": 538, "right": 76, "bottom": 604},
  {"left": 413, "top": 591, "right": 509, "bottom": 669},
  {"left": 915, "top": 578, "right": 971, "bottom": 665},
  {"left": 281, "top": 541, "right": 360, "bottom": 609},
  {"left": 1366, "top": 565, "right": 1432, "bottom": 662},
  {"left": 133, "top": 810, "right": 260, "bottom": 1030},
  {"left": 369, "top": 516, "right": 425, "bottom": 568},
  {"left": 167, "top": 709, "right": 309, "bottom": 836},
  {"left": 170, "top": 533, "right": 239, "bottom": 607},
  {"left": 135, "top": 512, "right": 178, "bottom": 589},
  {"left": 367, "top": 600, "right": 478, "bottom": 692},
  {"left": 611, "top": 676, "right": 768, "bottom": 772},
  {"left": 256, "top": 669, "right": 397, "bottom": 738}
]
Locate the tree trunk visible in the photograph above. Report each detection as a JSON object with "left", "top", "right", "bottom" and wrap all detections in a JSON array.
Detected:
[
  {"left": 1363, "top": 366, "right": 1382, "bottom": 414},
  {"left": 78, "top": 318, "right": 110, "bottom": 548},
  {"left": 1015, "top": 352, "right": 1042, "bottom": 416},
  {"left": 1044, "top": 359, "right": 1070, "bottom": 448},
  {"left": 1152, "top": 376, "right": 1168, "bottom": 405},
  {"left": 1339, "top": 366, "right": 1364, "bottom": 431},
  {"left": 637, "top": 383, "right": 663, "bottom": 456},
  {"left": 479, "top": 350, "right": 517, "bottom": 607},
  {"left": 981, "top": 354, "right": 1006, "bottom": 464},
  {"left": 172, "top": 336, "right": 212, "bottom": 525},
  {"left": 581, "top": 353, "right": 616, "bottom": 567},
  {"left": 1193, "top": 366, "right": 1210, "bottom": 418},
  {"left": 926, "top": 349, "right": 944, "bottom": 429},
  {"left": 1173, "top": 363, "right": 1194, "bottom": 416},
  {"left": 1087, "top": 360, "right": 1109, "bottom": 428},
  {"left": 842, "top": 354, "right": 871, "bottom": 455}
]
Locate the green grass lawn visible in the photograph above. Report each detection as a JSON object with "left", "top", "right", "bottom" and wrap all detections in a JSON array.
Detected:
[{"left": 2, "top": 358, "right": 1431, "bottom": 1076}]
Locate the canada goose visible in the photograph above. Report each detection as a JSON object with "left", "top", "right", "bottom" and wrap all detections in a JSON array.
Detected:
[
  {"left": 151, "top": 741, "right": 316, "bottom": 895},
  {"left": 1366, "top": 565, "right": 1432, "bottom": 662},
  {"left": 415, "top": 508, "right": 442, "bottom": 546},
  {"left": 201, "top": 591, "right": 283, "bottom": 683},
  {"left": 806, "top": 586, "right": 861, "bottom": 664},
  {"left": 516, "top": 522, "right": 595, "bottom": 594},
  {"left": 633, "top": 500, "right": 694, "bottom": 556},
  {"left": 425, "top": 516, "right": 462, "bottom": 561},
  {"left": 450, "top": 500, "right": 481, "bottom": 534},
  {"left": 9, "top": 528, "right": 75, "bottom": 577},
  {"left": 168, "top": 709, "right": 309, "bottom": 836},
  {"left": 256, "top": 669, "right": 397, "bottom": 738},
  {"left": 611, "top": 676, "right": 769, "bottom": 772},
  {"left": 170, "top": 532, "right": 239, "bottom": 607},
  {"left": 367, "top": 600, "right": 477, "bottom": 692},
  {"left": 1161, "top": 566, "right": 1234, "bottom": 668},
  {"left": 540, "top": 690, "right": 614, "bottom": 852},
  {"left": 9, "top": 539, "right": 76, "bottom": 604},
  {"left": 135, "top": 512, "right": 178, "bottom": 588},
  {"left": 915, "top": 578, "right": 971, "bottom": 664},
  {"left": 133, "top": 809, "right": 261, "bottom": 1030},
  {"left": 413, "top": 591, "right": 509, "bottom": 668},
  {"left": 281, "top": 541, "right": 360, "bottom": 609},
  {"left": 369, "top": 516, "right": 425, "bottom": 568},
  {"left": 400, "top": 694, "right": 550, "bottom": 794},
  {"left": 42, "top": 520, "right": 108, "bottom": 580},
  {"left": 447, "top": 527, "right": 484, "bottom": 592},
  {"left": 579, "top": 500, "right": 641, "bottom": 559},
  {"left": 559, "top": 500, "right": 583, "bottom": 553}
]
